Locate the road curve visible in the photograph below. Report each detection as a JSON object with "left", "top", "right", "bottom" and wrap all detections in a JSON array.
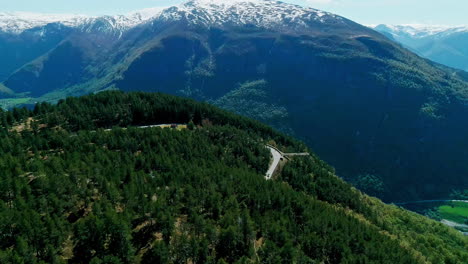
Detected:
[
  {"left": 265, "top": 145, "right": 310, "bottom": 179},
  {"left": 101, "top": 127, "right": 303, "bottom": 180},
  {"left": 265, "top": 146, "right": 282, "bottom": 180}
]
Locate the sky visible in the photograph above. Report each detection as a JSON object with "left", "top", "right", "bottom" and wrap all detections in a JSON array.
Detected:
[{"left": 1, "top": 0, "right": 466, "bottom": 26}]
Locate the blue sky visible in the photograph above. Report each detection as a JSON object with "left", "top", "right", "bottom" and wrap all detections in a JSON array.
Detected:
[{"left": 2, "top": 0, "right": 466, "bottom": 26}]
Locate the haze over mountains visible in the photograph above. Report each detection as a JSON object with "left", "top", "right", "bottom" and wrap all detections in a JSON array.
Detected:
[
  {"left": 0, "top": 0, "right": 467, "bottom": 203},
  {"left": 373, "top": 24, "right": 468, "bottom": 72}
]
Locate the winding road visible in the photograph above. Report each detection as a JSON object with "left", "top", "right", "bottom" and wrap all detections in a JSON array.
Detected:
[{"left": 101, "top": 125, "right": 304, "bottom": 180}]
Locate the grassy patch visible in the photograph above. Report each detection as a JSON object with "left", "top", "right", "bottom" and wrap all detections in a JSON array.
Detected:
[
  {"left": 438, "top": 202, "right": 468, "bottom": 224},
  {"left": 0, "top": 97, "right": 32, "bottom": 110},
  {"left": 0, "top": 83, "right": 14, "bottom": 95},
  {"left": 156, "top": 124, "right": 187, "bottom": 130}
]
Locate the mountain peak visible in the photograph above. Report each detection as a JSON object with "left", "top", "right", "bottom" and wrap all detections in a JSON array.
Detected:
[
  {"left": 0, "top": 7, "right": 166, "bottom": 35},
  {"left": 0, "top": 12, "right": 88, "bottom": 34},
  {"left": 0, "top": 1, "right": 343, "bottom": 35},
  {"left": 190, "top": 0, "right": 267, "bottom": 4},
  {"left": 154, "top": 0, "right": 342, "bottom": 32}
]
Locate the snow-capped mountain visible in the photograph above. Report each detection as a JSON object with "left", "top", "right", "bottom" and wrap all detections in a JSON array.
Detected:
[
  {"left": 373, "top": 24, "right": 468, "bottom": 72},
  {"left": 0, "top": 12, "right": 87, "bottom": 34},
  {"left": 0, "top": 0, "right": 355, "bottom": 82},
  {"left": 0, "top": 0, "right": 343, "bottom": 35},
  {"left": 154, "top": 0, "right": 342, "bottom": 30},
  {"left": 373, "top": 24, "right": 468, "bottom": 39},
  {"left": 0, "top": 7, "right": 166, "bottom": 35}
]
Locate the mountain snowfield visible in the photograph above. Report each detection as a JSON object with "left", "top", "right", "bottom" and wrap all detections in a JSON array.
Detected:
[
  {"left": 0, "top": 0, "right": 341, "bottom": 35},
  {"left": 372, "top": 24, "right": 468, "bottom": 38},
  {"left": 0, "top": 12, "right": 88, "bottom": 34},
  {"left": 0, "top": 7, "right": 165, "bottom": 34},
  {"left": 155, "top": 0, "right": 341, "bottom": 29}
]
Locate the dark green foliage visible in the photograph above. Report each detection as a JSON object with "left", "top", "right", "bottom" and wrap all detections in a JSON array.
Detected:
[
  {"left": 73, "top": 211, "right": 134, "bottom": 263},
  {"left": 0, "top": 91, "right": 465, "bottom": 263},
  {"left": 351, "top": 174, "right": 387, "bottom": 198},
  {"left": 141, "top": 241, "right": 169, "bottom": 264}
]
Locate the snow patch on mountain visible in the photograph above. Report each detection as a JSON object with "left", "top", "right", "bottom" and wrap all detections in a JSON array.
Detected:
[
  {"left": 129, "top": 7, "right": 168, "bottom": 21},
  {"left": 155, "top": 0, "right": 342, "bottom": 30},
  {"left": 0, "top": 0, "right": 341, "bottom": 34},
  {"left": 372, "top": 24, "right": 468, "bottom": 39},
  {"left": 0, "top": 7, "right": 167, "bottom": 34},
  {"left": 0, "top": 12, "right": 88, "bottom": 34}
]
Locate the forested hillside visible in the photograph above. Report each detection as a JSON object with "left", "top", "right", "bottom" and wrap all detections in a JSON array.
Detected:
[
  {"left": 1, "top": 0, "right": 468, "bottom": 202},
  {"left": 0, "top": 91, "right": 465, "bottom": 263}
]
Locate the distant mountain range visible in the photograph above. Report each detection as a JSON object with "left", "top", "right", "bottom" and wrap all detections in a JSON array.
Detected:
[
  {"left": 372, "top": 24, "right": 468, "bottom": 72},
  {"left": 0, "top": 0, "right": 467, "bottom": 202},
  {"left": 0, "top": 8, "right": 165, "bottom": 34},
  {"left": 0, "top": 7, "right": 165, "bottom": 81}
]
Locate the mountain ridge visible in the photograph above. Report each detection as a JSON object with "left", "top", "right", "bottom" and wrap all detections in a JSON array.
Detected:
[
  {"left": 0, "top": 0, "right": 343, "bottom": 35},
  {"left": 0, "top": 7, "right": 166, "bottom": 35},
  {"left": 372, "top": 24, "right": 468, "bottom": 72},
  {"left": 373, "top": 24, "right": 468, "bottom": 38}
]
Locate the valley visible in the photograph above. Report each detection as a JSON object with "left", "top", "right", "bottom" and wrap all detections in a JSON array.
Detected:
[{"left": 400, "top": 200, "right": 468, "bottom": 233}]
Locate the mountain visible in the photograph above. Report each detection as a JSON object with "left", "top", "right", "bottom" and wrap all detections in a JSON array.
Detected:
[
  {"left": 0, "top": 91, "right": 466, "bottom": 263},
  {"left": 0, "top": 12, "right": 87, "bottom": 34},
  {"left": 373, "top": 24, "right": 468, "bottom": 72},
  {"left": 0, "top": 9, "right": 165, "bottom": 34},
  {"left": 1, "top": 0, "right": 468, "bottom": 202},
  {"left": 0, "top": 8, "right": 164, "bottom": 82}
]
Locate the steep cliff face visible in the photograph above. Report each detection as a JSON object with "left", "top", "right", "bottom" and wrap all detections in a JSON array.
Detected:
[{"left": 0, "top": 24, "right": 73, "bottom": 82}]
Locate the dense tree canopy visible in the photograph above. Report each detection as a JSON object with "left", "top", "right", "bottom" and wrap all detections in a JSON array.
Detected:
[{"left": 0, "top": 91, "right": 465, "bottom": 263}]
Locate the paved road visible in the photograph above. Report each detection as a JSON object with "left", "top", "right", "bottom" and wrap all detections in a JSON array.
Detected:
[
  {"left": 441, "top": 219, "right": 468, "bottom": 229},
  {"left": 265, "top": 145, "right": 309, "bottom": 180},
  {"left": 265, "top": 146, "right": 283, "bottom": 180},
  {"left": 100, "top": 128, "right": 303, "bottom": 180},
  {"left": 103, "top": 124, "right": 183, "bottom": 132},
  {"left": 394, "top": 200, "right": 468, "bottom": 205},
  {"left": 284, "top": 153, "right": 310, "bottom": 156}
]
